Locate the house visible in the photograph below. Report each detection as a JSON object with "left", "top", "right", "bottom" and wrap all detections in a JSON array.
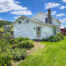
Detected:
[{"left": 14, "top": 9, "right": 61, "bottom": 40}]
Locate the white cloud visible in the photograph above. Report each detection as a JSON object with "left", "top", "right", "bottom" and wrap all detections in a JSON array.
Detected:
[
  {"left": 56, "top": 13, "right": 65, "bottom": 16},
  {"left": 14, "top": 16, "right": 21, "bottom": 19},
  {"left": 11, "top": 10, "right": 32, "bottom": 15},
  {"left": 60, "top": 18, "right": 66, "bottom": 27},
  {"left": 60, "top": 18, "right": 66, "bottom": 23},
  {"left": 62, "top": 0, "right": 66, "bottom": 2},
  {"left": 0, "top": 0, "right": 26, "bottom": 12},
  {"left": 15, "top": 1, "right": 20, "bottom": 4},
  {"left": 0, "top": 17, "right": 3, "bottom": 20},
  {"left": 45, "top": 2, "right": 60, "bottom": 9},
  {"left": 0, "top": 0, "right": 32, "bottom": 15},
  {"left": 60, "top": 6, "right": 66, "bottom": 9},
  {"left": 51, "top": 11, "right": 57, "bottom": 15}
]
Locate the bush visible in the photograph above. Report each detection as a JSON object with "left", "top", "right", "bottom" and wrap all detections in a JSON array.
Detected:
[
  {"left": 0, "top": 52, "right": 12, "bottom": 66},
  {"left": 12, "top": 44, "right": 17, "bottom": 49},
  {"left": 0, "top": 39, "right": 7, "bottom": 51},
  {"left": 11, "top": 48, "right": 27, "bottom": 61},
  {"left": 42, "top": 38, "right": 45, "bottom": 41},
  {"left": 17, "top": 40, "right": 34, "bottom": 49},
  {"left": 9, "top": 38, "right": 15, "bottom": 44},
  {"left": 15, "top": 37, "right": 29, "bottom": 43},
  {"left": 48, "top": 36, "right": 54, "bottom": 42},
  {"left": 48, "top": 35, "right": 61, "bottom": 42},
  {"left": 53, "top": 35, "right": 61, "bottom": 42},
  {"left": 48, "top": 33, "right": 64, "bottom": 42},
  {"left": 2, "top": 33, "right": 12, "bottom": 41},
  {"left": 57, "top": 33, "right": 64, "bottom": 39}
]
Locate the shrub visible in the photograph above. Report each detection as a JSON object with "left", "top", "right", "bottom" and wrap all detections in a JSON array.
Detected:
[
  {"left": 15, "top": 37, "right": 29, "bottom": 43},
  {"left": 57, "top": 33, "right": 64, "bottom": 39},
  {"left": 56, "top": 35, "right": 61, "bottom": 41},
  {"left": 0, "top": 39, "right": 13, "bottom": 52},
  {"left": 42, "top": 38, "right": 45, "bottom": 41},
  {"left": 9, "top": 38, "right": 15, "bottom": 44},
  {"left": 2, "top": 33, "right": 12, "bottom": 41},
  {"left": 0, "top": 52, "right": 12, "bottom": 66},
  {"left": 48, "top": 33, "right": 64, "bottom": 42},
  {"left": 48, "top": 35, "right": 61, "bottom": 42},
  {"left": 12, "top": 44, "right": 17, "bottom": 49},
  {"left": 0, "top": 39, "right": 7, "bottom": 51},
  {"left": 11, "top": 48, "right": 27, "bottom": 61},
  {"left": 53, "top": 35, "right": 61, "bottom": 42},
  {"left": 17, "top": 40, "right": 34, "bottom": 49},
  {"left": 48, "top": 36, "right": 54, "bottom": 42}
]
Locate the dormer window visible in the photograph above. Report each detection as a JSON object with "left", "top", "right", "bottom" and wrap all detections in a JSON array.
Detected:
[
  {"left": 45, "top": 18, "right": 48, "bottom": 23},
  {"left": 19, "top": 21, "right": 21, "bottom": 24}
]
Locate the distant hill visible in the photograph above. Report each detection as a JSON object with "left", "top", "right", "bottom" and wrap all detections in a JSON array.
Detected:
[{"left": 0, "top": 20, "right": 12, "bottom": 27}]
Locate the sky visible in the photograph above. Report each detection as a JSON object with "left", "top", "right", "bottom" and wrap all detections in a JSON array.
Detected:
[{"left": 0, "top": 0, "right": 66, "bottom": 27}]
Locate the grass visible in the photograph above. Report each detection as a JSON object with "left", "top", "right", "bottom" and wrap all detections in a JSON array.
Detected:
[{"left": 17, "top": 37, "right": 66, "bottom": 66}]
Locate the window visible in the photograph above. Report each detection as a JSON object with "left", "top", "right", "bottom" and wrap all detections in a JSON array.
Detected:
[
  {"left": 45, "top": 18, "right": 48, "bottom": 23},
  {"left": 19, "top": 21, "right": 21, "bottom": 24},
  {"left": 34, "top": 27, "right": 35, "bottom": 29},
  {"left": 37, "top": 27, "right": 41, "bottom": 37}
]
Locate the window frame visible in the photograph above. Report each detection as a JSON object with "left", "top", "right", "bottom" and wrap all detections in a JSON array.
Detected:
[
  {"left": 18, "top": 21, "right": 21, "bottom": 24},
  {"left": 45, "top": 18, "right": 48, "bottom": 23}
]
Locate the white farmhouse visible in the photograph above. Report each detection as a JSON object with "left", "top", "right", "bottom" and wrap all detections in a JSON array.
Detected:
[{"left": 14, "top": 9, "right": 61, "bottom": 40}]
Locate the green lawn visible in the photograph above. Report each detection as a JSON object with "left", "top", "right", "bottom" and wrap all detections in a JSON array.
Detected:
[{"left": 17, "top": 37, "right": 66, "bottom": 66}]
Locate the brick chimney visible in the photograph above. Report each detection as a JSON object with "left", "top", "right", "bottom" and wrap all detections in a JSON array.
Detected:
[{"left": 48, "top": 8, "right": 51, "bottom": 24}]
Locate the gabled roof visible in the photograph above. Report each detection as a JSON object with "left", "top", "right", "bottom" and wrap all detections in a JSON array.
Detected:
[
  {"left": 14, "top": 12, "right": 61, "bottom": 25},
  {"left": 14, "top": 16, "right": 60, "bottom": 28},
  {"left": 32, "top": 12, "right": 61, "bottom": 24},
  {"left": 32, "top": 12, "right": 47, "bottom": 18},
  {"left": 14, "top": 16, "right": 44, "bottom": 24}
]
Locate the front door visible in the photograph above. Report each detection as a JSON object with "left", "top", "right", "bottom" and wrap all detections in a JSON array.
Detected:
[{"left": 36, "top": 26, "right": 41, "bottom": 39}]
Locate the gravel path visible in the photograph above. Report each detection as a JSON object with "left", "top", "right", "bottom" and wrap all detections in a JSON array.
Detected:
[{"left": 27, "top": 42, "right": 45, "bottom": 55}]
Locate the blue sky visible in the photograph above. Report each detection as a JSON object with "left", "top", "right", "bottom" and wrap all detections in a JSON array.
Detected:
[{"left": 0, "top": 0, "right": 66, "bottom": 27}]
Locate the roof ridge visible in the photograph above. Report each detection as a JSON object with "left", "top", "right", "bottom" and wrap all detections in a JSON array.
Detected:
[{"left": 32, "top": 12, "right": 60, "bottom": 23}]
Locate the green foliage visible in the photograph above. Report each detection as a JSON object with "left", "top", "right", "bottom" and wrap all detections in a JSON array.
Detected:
[
  {"left": 0, "top": 34, "right": 32, "bottom": 65},
  {"left": 2, "top": 33, "right": 12, "bottom": 40},
  {"left": 48, "top": 33, "right": 64, "bottom": 42},
  {"left": 48, "top": 35, "right": 60, "bottom": 42},
  {"left": 0, "top": 20, "right": 11, "bottom": 27},
  {"left": 0, "top": 39, "right": 12, "bottom": 52},
  {"left": 9, "top": 38, "right": 15, "bottom": 44},
  {"left": 17, "top": 40, "right": 34, "bottom": 49},
  {"left": 11, "top": 48, "right": 27, "bottom": 61},
  {"left": 0, "top": 52, "right": 12, "bottom": 66},
  {"left": 0, "top": 39, "right": 7, "bottom": 51},
  {"left": 15, "top": 37, "right": 29, "bottom": 43},
  {"left": 12, "top": 44, "right": 17, "bottom": 49},
  {"left": 57, "top": 33, "right": 64, "bottom": 39},
  {"left": 42, "top": 38, "right": 45, "bottom": 41}
]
